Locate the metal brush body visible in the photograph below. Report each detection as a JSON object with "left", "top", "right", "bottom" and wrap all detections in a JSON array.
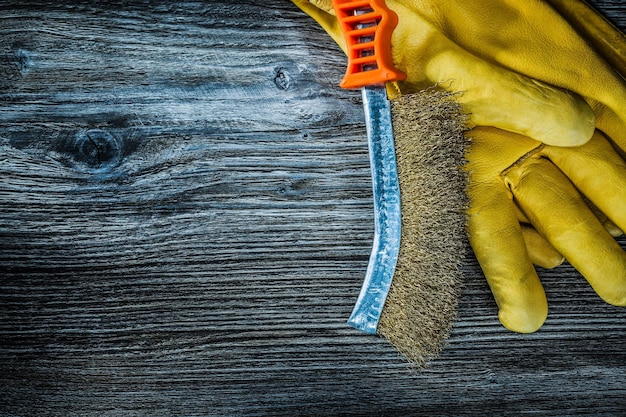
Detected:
[
  {"left": 328, "top": 0, "right": 468, "bottom": 366},
  {"left": 298, "top": 0, "right": 467, "bottom": 366}
]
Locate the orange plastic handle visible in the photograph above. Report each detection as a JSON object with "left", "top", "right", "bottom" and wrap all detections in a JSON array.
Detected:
[{"left": 332, "top": 0, "right": 406, "bottom": 89}]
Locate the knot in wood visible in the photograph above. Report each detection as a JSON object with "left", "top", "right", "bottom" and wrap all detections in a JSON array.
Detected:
[
  {"left": 71, "top": 129, "right": 122, "bottom": 172},
  {"left": 273, "top": 67, "right": 292, "bottom": 90},
  {"left": 13, "top": 47, "right": 34, "bottom": 76}
]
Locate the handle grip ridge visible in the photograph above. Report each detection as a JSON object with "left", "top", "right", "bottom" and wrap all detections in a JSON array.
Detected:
[{"left": 332, "top": 0, "right": 406, "bottom": 89}]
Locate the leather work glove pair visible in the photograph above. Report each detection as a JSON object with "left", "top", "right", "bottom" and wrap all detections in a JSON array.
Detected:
[
  {"left": 292, "top": 0, "right": 626, "bottom": 332},
  {"left": 466, "top": 0, "right": 626, "bottom": 331}
]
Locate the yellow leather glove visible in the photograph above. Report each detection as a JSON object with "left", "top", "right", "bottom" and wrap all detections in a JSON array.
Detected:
[
  {"left": 291, "top": 0, "right": 626, "bottom": 149},
  {"left": 465, "top": 1, "right": 626, "bottom": 332},
  {"left": 466, "top": 127, "right": 626, "bottom": 332}
]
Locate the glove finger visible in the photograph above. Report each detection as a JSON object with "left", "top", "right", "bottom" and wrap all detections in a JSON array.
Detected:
[
  {"left": 521, "top": 195, "right": 622, "bottom": 237},
  {"left": 541, "top": 130, "right": 626, "bottom": 233},
  {"left": 575, "top": 194, "right": 625, "bottom": 237},
  {"left": 514, "top": 203, "right": 530, "bottom": 224},
  {"left": 505, "top": 157, "right": 626, "bottom": 307},
  {"left": 521, "top": 225, "right": 564, "bottom": 269},
  {"left": 398, "top": 25, "right": 595, "bottom": 147},
  {"left": 578, "top": 191, "right": 624, "bottom": 237},
  {"left": 586, "top": 202, "right": 624, "bottom": 237},
  {"left": 467, "top": 180, "right": 547, "bottom": 333},
  {"left": 588, "top": 101, "right": 626, "bottom": 155}
]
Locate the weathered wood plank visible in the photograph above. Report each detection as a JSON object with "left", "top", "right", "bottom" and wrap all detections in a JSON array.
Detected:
[{"left": 1, "top": 1, "right": 626, "bottom": 416}]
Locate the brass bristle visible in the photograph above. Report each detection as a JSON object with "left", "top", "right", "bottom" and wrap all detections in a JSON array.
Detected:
[{"left": 377, "top": 89, "right": 469, "bottom": 367}]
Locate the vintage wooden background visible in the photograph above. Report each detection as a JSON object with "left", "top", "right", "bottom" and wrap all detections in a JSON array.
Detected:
[{"left": 1, "top": 1, "right": 626, "bottom": 416}]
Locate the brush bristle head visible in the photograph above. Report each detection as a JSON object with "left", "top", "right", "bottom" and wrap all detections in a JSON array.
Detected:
[{"left": 377, "top": 88, "right": 469, "bottom": 367}]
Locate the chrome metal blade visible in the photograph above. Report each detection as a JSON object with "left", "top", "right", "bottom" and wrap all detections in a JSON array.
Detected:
[{"left": 347, "top": 86, "right": 401, "bottom": 334}]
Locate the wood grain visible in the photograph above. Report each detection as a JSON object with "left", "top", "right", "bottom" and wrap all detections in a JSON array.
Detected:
[{"left": 1, "top": 1, "right": 626, "bottom": 416}]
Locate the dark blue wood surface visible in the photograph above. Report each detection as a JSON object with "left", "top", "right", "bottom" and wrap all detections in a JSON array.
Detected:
[{"left": 1, "top": 1, "right": 625, "bottom": 415}]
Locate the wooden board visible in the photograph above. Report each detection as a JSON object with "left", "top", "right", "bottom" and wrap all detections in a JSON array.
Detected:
[{"left": 1, "top": 1, "right": 625, "bottom": 415}]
